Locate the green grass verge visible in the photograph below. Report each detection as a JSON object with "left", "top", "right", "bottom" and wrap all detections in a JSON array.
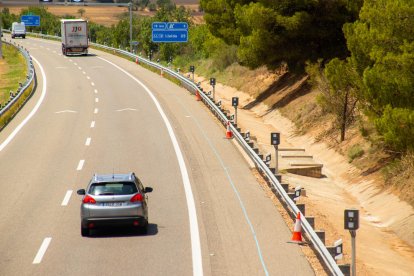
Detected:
[{"left": 0, "top": 43, "right": 28, "bottom": 105}]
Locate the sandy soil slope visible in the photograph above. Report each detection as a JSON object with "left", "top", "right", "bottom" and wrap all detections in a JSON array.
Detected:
[{"left": 194, "top": 74, "right": 414, "bottom": 275}]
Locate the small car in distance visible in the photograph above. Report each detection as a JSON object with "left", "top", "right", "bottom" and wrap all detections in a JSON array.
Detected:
[{"left": 77, "top": 173, "right": 153, "bottom": 237}]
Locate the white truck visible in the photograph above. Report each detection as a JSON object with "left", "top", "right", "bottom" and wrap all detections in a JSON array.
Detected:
[
  {"left": 11, "top": 22, "right": 26, "bottom": 39},
  {"left": 61, "top": 19, "right": 88, "bottom": 56}
]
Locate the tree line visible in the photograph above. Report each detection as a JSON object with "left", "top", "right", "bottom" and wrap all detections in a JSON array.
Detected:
[{"left": 201, "top": 0, "right": 413, "bottom": 153}]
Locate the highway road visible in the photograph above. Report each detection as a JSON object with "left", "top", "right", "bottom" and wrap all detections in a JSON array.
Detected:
[{"left": 0, "top": 35, "right": 314, "bottom": 275}]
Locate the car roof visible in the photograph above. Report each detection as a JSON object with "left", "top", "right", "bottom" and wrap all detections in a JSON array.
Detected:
[{"left": 91, "top": 173, "right": 136, "bottom": 183}]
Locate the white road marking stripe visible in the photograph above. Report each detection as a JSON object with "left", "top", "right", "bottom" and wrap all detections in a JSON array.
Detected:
[
  {"left": 90, "top": 121, "right": 95, "bottom": 128},
  {"left": 74, "top": 62, "right": 78, "bottom": 66},
  {"left": 83, "top": 71, "right": 86, "bottom": 75},
  {"left": 94, "top": 89, "right": 98, "bottom": 94},
  {"left": 53, "top": 51, "right": 56, "bottom": 54},
  {"left": 77, "top": 160, "right": 85, "bottom": 171},
  {"left": 85, "top": 137, "right": 91, "bottom": 146},
  {"left": 94, "top": 108, "right": 98, "bottom": 114},
  {"left": 98, "top": 57, "right": 203, "bottom": 276},
  {"left": 87, "top": 76, "right": 90, "bottom": 80},
  {"left": 78, "top": 66, "right": 82, "bottom": 70},
  {"left": 55, "top": 66, "right": 67, "bottom": 69},
  {"left": 95, "top": 98, "right": 99, "bottom": 103},
  {"left": 116, "top": 108, "right": 137, "bottom": 112},
  {"left": 61, "top": 190, "right": 73, "bottom": 206},
  {"left": 0, "top": 56, "right": 47, "bottom": 152},
  {"left": 33, "top": 237, "right": 52, "bottom": 264},
  {"left": 46, "top": 48, "right": 50, "bottom": 50},
  {"left": 69, "top": 59, "right": 72, "bottom": 62},
  {"left": 91, "top": 82, "right": 95, "bottom": 86},
  {"left": 55, "top": 110, "right": 77, "bottom": 114}
]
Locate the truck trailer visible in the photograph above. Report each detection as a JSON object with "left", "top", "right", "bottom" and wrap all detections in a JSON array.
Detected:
[
  {"left": 61, "top": 19, "right": 88, "bottom": 56},
  {"left": 11, "top": 22, "right": 26, "bottom": 39}
]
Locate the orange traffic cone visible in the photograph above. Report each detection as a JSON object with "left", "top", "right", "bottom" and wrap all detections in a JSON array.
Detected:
[
  {"left": 135, "top": 57, "right": 139, "bottom": 64},
  {"left": 195, "top": 90, "right": 201, "bottom": 101},
  {"left": 161, "top": 68, "right": 164, "bottom": 77},
  {"left": 289, "top": 212, "right": 305, "bottom": 244},
  {"left": 226, "top": 121, "right": 233, "bottom": 139}
]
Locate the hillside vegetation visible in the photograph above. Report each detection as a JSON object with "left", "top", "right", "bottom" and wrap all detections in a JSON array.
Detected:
[{"left": 1, "top": 0, "right": 413, "bottom": 204}]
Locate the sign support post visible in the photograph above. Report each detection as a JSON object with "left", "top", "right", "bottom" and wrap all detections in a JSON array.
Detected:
[
  {"left": 271, "top": 133, "right": 280, "bottom": 175},
  {"left": 210, "top": 78, "right": 216, "bottom": 101},
  {"left": 344, "top": 209, "right": 359, "bottom": 276},
  {"left": 232, "top": 97, "right": 239, "bottom": 125}
]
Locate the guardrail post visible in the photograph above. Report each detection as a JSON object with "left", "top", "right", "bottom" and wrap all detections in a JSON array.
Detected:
[
  {"left": 296, "top": 203, "right": 305, "bottom": 215},
  {"left": 306, "top": 216, "right": 315, "bottom": 229}
]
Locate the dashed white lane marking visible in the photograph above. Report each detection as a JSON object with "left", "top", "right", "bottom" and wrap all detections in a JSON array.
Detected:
[
  {"left": 86, "top": 76, "right": 90, "bottom": 80},
  {"left": 90, "top": 121, "right": 95, "bottom": 128},
  {"left": 69, "top": 59, "right": 72, "bottom": 62},
  {"left": 74, "top": 62, "right": 78, "bottom": 66},
  {"left": 33, "top": 237, "right": 52, "bottom": 264},
  {"left": 94, "top": 108, "right": 98, "bottom": 114},
  {"left": 55, "top": 110, "right": 77, "bottom": 114},
  {"left": 98, "top": 56, "right": 203, "bottom": 276},
  {"left": 53, "top": 51, "right": 56, "bottom": 54},
  {"left": 61, "top": 190, "right": 73, "bottom": 206},
  {"left": 95, "top": 98, "right": 99, "bottom": 103},
  {"left": 82, "top": 71, "right": 86, "bottom": 75},
  {"left": 94, "top": 89, "right": 98, "bottom": 94},
  {"left": 78, "top": 66, "right": 82, "bottom": 70},
  {"left": 85, "top": 137, "right": 91, "bottom": 146},
  {"left": 77, "top": 160, "right": 85, "bottom": 171},
  {"left": 91, "top": 82, "right": 95, "bottom": 86},
  {"left": 116, "top": 108, "right": 137, "bottom": 112},
  {"left": 0, "top": 56, "right": 47, "bottom": 152},
  {"left": 46, "top": 48, "right": 50, "bottom": 50}
]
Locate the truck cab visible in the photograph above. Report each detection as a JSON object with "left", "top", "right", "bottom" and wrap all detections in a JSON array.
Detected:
[{"left": 11, "top": 22, "right": 26, "bottom": 39}]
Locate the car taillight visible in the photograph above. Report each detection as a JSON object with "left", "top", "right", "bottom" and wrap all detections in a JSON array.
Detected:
[
  {"left": 130, "top": 193, "right": 143, "bottom": 202},
  {"left": 83, "top": 195, "right": 96, "bottom": 204}
]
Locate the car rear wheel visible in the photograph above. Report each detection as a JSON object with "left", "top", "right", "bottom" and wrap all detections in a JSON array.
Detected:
[{"left": 81, "top": 226, "right": 89, "bottom": 237}]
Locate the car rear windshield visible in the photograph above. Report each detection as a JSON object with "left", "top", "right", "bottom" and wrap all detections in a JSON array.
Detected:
[{"left": 89, "top": 182, "right": 138, "bottom": 196}]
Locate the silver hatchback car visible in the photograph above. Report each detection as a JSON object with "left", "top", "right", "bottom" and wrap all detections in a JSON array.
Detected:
[{"left": 77, "top": 173, "right": 153, "bottom": 237}]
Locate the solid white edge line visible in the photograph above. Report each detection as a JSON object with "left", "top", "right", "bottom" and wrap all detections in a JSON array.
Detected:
[
  {"left": 85, "top": 137, "right": 91, "bottom": 146},
  {"left": 77, "top": 160, "right": 85, "bottom": 171},
  {"left": 0, "top": 56, "right": 47, "bottom": 152},
  {"left": 33, "top": 237, "right": 52, "bottom": 264},
  {"left": 97, "top": 56, "right": 203, "bottom": 276},
  {"left": 90, "top": 121, "right": 95, "bottom": 128},
  {"left": 61, "top": 190, "right": 73, "bottom": 206}
]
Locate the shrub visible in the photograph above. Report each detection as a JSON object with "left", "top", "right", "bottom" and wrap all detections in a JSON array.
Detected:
[{"left": 348, "top": 145, "right": 364, "bottom": 162}]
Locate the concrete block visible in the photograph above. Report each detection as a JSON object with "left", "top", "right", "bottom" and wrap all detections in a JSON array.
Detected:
[
  {"left": 253, "top": 148, "right": 259, "bottom": 154},
  {"left": 247, "top": 142, "right": 254, "bottom": 147},
  {"left": 287, "top": 193, "right": 295, "bottom": 201},
  {"left": 296, "top": 203, "right": 305, "bottom": 216},
  {"left": 315, "top": 230, "right": 325, "bottom": 245}
]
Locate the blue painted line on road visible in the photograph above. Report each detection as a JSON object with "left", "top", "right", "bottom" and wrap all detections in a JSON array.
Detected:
[{"left": 175, "top": 97, "right": 270, "bottom": 276}]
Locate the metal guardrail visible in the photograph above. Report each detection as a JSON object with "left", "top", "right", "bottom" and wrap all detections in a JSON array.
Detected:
[
  {"left": 0, "top": 33, "right": 35, "bottom": 119},
  {"left": 23, "top": 31, "right": 344, "bottom": 275}
]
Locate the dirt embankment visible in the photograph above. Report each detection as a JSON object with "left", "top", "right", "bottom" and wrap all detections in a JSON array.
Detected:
[{"left": 193, "top": 67, "right": 414, "bottom": 275}]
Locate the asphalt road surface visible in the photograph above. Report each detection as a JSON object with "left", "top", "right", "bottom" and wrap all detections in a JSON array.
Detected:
[{"left": 0, "top": 35, "right": 314, "bottom": 276}]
